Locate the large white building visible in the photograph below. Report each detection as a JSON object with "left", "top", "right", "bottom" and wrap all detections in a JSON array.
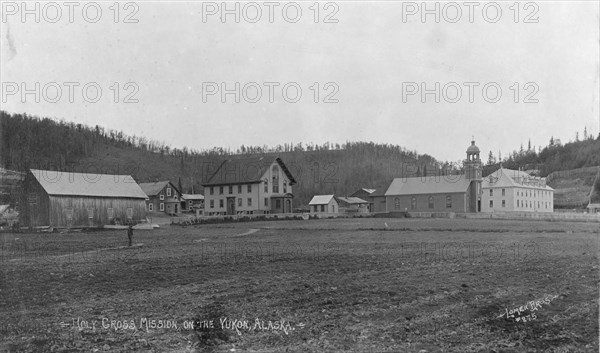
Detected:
[
  {"left": 481, "top": 167, "right": 554, "bottom": 213},
  {"left": 202, "top": 157, "right": 296, "bottom": 216}
]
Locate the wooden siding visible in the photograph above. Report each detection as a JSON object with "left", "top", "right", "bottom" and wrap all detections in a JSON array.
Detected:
[
  {"left": 48, "top": 196, "right": 146, "bottom": 227},
  {"left": 20, "top": 172, "right": 50, "bottom": 227},
  {"left": 386, "top": 193, "right": 467, "bottom": 213}
]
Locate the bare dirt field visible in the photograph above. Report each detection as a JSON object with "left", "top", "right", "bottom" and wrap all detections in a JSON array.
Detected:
[{"left": 1, "top": 218, "right": 598, "bottom": 352}]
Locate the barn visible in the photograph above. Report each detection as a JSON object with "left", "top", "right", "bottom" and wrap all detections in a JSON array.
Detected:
[{"left": 20, "top": 169, "right": 147, "bottom": 228}]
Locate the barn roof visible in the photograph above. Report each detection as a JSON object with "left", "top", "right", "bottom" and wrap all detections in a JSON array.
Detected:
[
  {"left": 30, "top": 169, "right": 147, "bottom": 199},
  {"left": 203, "top": 156, "right": 297, "bottom": 186},
  {"left": 309, "top": 195, "right": 335, "bottom": 205},
  {"left": 138, "top": 181, "right": 178, "bottom": 196},
  {"left": 385, "top": 176, "right": 471, "bottom": 196}
]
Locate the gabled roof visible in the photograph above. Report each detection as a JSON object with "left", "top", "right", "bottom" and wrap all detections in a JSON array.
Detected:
[
  {"left": 138, "top": 181, "right": 180, "bottom": 197},
  {"left": 203, "top": 156, "right": 297, "bottom": 186},
  {"left": 359, "top": 188, "right": 376, "bottom": 194},
  {"left": 182, "top": 194, "right": 204, "bottom": 200},
  {"left": 309, "top": 195, "right": 335, "bottom": 205},
  {"left": 385, "top": 176, "right": 471, "bottom": 196},
  {"left": 29, "top": 169, "right": 147, "bottom": 199},
  {"left": 482, "top": 167, "right": 553, "bottom": 190},
  {"left": 337, "top": 197, "right": 368, "bottom": 205}
]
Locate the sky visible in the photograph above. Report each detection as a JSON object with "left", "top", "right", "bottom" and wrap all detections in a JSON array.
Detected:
[{"left": 1, "top": 1, "right": 599, "bottom": 162}]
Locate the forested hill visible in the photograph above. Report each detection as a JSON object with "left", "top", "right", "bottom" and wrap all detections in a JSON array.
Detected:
[
  {"left": 1, "top": 111, "right": 441, "bottom": 206},
  {"left": 2, "top": 111, "right": 599, "bottom": 207}
]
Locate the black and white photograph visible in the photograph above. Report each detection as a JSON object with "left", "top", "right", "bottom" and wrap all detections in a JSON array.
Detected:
[{"left": 1, "top": 1, "right": 599, "bottom": 352}]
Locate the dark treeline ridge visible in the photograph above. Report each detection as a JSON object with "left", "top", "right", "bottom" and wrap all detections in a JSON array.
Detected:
[{"left": 2, "top": 111, "right": 599, "bottom": 206}]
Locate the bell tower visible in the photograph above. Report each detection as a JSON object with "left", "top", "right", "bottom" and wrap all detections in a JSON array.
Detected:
[
  {"left": 464, "top": 138, "right": 482, "bottom": 180},
  {"left": 464, "top": 137, "right": 482, "bottom": 212}
]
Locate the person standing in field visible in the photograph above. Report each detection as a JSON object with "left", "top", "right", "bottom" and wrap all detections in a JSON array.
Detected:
[{"left": 127, "top": 224, "right": 133, "bottom": 247}]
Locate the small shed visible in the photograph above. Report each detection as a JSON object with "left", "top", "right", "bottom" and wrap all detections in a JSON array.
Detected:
[
  {"left": 337, "top": 197, "right": 370, "bottom": 213},
  {"left": 181, "top": 194, "right": 205, "bottom": 212},
  {"left": 308, "top": 195, "right": 338, "bottom": 214}
]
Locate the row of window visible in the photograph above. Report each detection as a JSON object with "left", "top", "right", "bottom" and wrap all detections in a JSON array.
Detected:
[
  {"left": 488, "top": 188, "right": 551, "bottom": 198},
  {"left": 208, "top": 198, "right": 280, "bottom": 209},
  {"left": 488, "top": 200, "right": 506, "bottom": 208},
  {"left": 158, "top": 187, "right": 177, "bottom": 200},
  {"left": 488, "top": 200, "right": 551, "bottom": 209},
  {"left": 489, "top": 189, "right": 506, "bottom": 197},
  {"left": 312, "top": 204, "right": 336, "bottom": 213},
  {"left": 208, "top": 182, "right": 288, "bottom": 196},
  {"left": 394, "top": 196, "right": 453, "bottom": 210},
  {"left": 148, "top": 203, "right": 165, "bottom": 212},
  {"left": 516, "top": 200, "right": 551, "bottom": 209}
]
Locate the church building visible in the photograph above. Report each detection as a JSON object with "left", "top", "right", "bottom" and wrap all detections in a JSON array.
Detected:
[{"left": 384, "top": 139, "right": 483, "bottom": 213}]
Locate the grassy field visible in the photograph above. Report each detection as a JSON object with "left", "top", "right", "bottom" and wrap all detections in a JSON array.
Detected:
[{"left": 0, "top": 218, "right": 598, "bottom": 352}]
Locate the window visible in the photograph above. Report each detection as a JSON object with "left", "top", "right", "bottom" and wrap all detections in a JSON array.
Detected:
[
  {"left": 489, "top": 200, "right": 493, "bottom": 208},
  {"left": 87, "top": 208, "right": 94, "bottom": 219},
  {"left": 247, "top": 198, "right": 252, "bottom": 206},
  {"left": 272, "top": 165, "right": 280, "bottom": 193},
  {"left": 189, "top": 200, "right": 193, "bottom": 207},
  {"left": 107, "top": 208, "right": 114, "bottom": 219},
  {"left": 394, "top": 197, "right": 400, "bottom": 210},
  {"left": 411, "top": 197, "right": 417, "bottom": 210},
  {"left": 160, "top": 194, "right": 164, "bottom": 200},
  {"left": 149, "top": 203, "right": 154, "bottom": 211},
  {"left": 167, "top": 188, "right": 171, "bottom": 196},
  {"left": 502, "top": 200, "right": 505, "bottom": 208},
  {"left": 276, "top": 199, "right": 281, "bottom": 209},
  {"left": 160, "top": 203, "right": 164, "bottom": 211},
  {"left": 489, "top": 189, "right": 493, "bottom": 196},
  {"left": 210, "top": 200, "right": 214, "bottom": 208},
  {"left": 264, "top": 198, "right": 268, "bottom": 207},
  {"left": 238, "top": 185, "right": 242, "bottom": 193},
  {"left": 219, "top": 186, "right": 223, "bottom": 194},
  {"left": 247, "top": 184, "right": 252, "bottom": 193},
  {"left": 446, "top": 195, "right": 452, "bottom": 208},
  {"left": 28, "top": 193, "right": 38, "bottom": 204},
  {"left": 219, "top": 199, "right": 224, "bottom": 208},
  {"left": 65, "top": 207, "right": 74, "bottom": 221},
  {"left": 229, "top": 186, "right": 233, "bottom": 194},
  {"left": 127, "top": 208, "right": 133, "bottom": 219},
  {"left": 320, "top": 205, "right": 325, "bottom": 212},
  {"left": 264, "top": 182, "right": 268, "bottom": 193},
  {"left": 210, "top": 187, "right": 214, "bottom": 195},
  {"left": 502, "top": 189, "right": 505, "bottom": 196},
  {"left": 283, "top": 182, "right": 287, "bottom": 193},
  {"left": 331, "top": 204, "right": 335, "bottom": 213},
  {"left": 428, "top": 196, "right": 434, "bottom": 209},
  {"left": 238, "top": 198, "right": 242, "bottom": 207}
]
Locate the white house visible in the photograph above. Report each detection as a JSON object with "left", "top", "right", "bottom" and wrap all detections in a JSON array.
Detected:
[
  {"left": 308, "top": 195, "right": 338, "bottom": 214},
  {"left": 202, "top": 157, "right": 296, "bottom": 216}
]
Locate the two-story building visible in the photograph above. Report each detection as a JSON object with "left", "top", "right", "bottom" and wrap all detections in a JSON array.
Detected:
[
  {"left": 202, "top": 157, "right": 296, "bottom": 216},
  {"left": 481, "top": 167, "right": 554, "bottom": 213},
  {"left": 139, "top": 181, "right": 183, "bottom": 215}
]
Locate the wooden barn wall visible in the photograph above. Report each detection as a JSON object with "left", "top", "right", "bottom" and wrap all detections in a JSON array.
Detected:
[
  {"left": 48, "top": 196, "right": 146, "bottom": 227},
  {"left": 20, "top": 172, "right": 50, "bottom": 227}
]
